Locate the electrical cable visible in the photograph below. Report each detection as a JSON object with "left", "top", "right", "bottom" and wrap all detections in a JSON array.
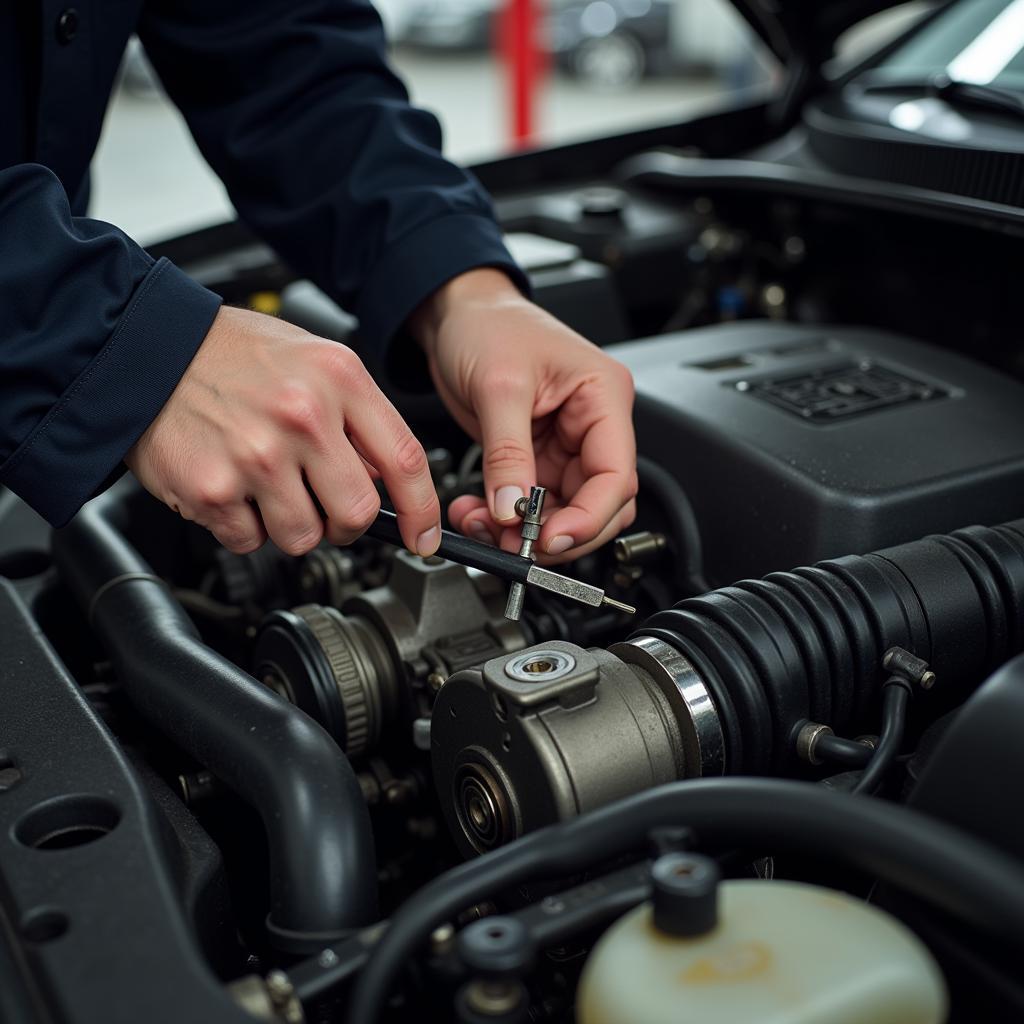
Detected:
[
  {"left": 347, "top": 777, "right": 1024, "bottom": 1022},
  {"left": 636, "top": 455, "right": 708, "bottom": 594}
]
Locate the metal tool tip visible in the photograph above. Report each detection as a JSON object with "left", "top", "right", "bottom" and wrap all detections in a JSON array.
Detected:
[{"left": 601, "top": 595, "right": 637, "bottom": 616}]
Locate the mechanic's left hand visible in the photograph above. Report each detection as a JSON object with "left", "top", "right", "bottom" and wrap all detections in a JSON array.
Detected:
[{"left": 411, "top": 268, "right": 637, "bottom": 563}]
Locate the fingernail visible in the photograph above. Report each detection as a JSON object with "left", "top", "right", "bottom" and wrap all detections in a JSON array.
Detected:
[
  {"left": 416, "top": 525, "right": 441, "bottom": 557},
  {"left": 469, "top": 523, "right": 493, "bottom": 545},
  {"left": 494, "top": 486, "right": 524, "bottom": 522},
  {"left": 547, "top": 535, "right": 574, "bottom": 555}
]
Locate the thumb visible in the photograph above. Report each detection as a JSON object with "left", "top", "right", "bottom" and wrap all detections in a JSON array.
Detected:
[{"left": 479, "top": 386, "right": 537, "bottom": 524}]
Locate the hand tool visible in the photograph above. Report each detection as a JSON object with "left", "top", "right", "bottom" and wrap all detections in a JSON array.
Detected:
[
  {"left": 365, "top": 505, "right": 636, "bottom": 622},
  {"left": 504, "top": 484, "right": 546, "bottom": 620}
]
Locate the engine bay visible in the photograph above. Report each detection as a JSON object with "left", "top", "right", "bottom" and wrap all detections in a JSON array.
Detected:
[{"left": 4, "top": 100, "right": 1024, "bottom": 1022}]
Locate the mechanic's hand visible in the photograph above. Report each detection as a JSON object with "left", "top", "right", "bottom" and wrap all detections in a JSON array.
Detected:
[
  {"left": 126, "top": 306, "right": 441, "bottom": 557},
  {"left": 411, "top": 269, "right": 637, "bottom": 563}
]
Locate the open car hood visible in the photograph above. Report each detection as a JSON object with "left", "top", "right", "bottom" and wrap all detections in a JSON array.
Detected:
[{"left": 730, "top": 0, "right": 942, "bottom": 66}]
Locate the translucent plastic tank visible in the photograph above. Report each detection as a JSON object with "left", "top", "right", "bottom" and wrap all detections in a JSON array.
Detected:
[{"left": 577, "top": 879, "right": 947, "bottom": 1024}]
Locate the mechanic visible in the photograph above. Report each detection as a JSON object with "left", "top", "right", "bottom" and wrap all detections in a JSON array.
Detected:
[{"left": 0, "top": 1, "right": 637, "bottom": 564}]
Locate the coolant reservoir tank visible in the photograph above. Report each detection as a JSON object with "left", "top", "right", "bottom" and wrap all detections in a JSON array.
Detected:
[{"left": 578, "top": 855, "right": 947, "bottom": 1024}]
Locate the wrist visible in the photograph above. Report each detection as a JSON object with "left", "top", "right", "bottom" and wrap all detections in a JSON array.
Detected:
[{"left": 409, "top": 268, "right": 524, "bottom": 355}]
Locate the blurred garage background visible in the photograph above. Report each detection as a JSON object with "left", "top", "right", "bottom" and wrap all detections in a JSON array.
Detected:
[{"left": 93, "top": 0, "right": 915, "bottom": 245}]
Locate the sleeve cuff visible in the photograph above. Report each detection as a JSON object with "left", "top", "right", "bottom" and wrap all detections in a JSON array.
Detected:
[
  {"left": 0, "top": 258, "right": 222, "bottom": 526},
  {"left": 354, "top": 212, "right": 530, "bottom": 350}
]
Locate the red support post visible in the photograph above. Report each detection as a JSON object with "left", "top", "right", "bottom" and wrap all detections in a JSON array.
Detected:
[{"left": 499, "top": 0, "right": 546, "bottom": 148}]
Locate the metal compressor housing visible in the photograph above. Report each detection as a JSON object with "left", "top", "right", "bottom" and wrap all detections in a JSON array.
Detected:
[{"left": 431, "top": 639, "right": 723, "bottom": 857}]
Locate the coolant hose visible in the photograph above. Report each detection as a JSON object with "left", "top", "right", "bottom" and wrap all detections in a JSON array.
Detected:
[
  {"left": 633, "top": 520, "right": 1024, "bottom": 773},
  {"left": 349, "top": 777, "right": 1024, "bottom": 1022},
  {"left": 52, "top": 487, "right": 378, "bottom": 952}
]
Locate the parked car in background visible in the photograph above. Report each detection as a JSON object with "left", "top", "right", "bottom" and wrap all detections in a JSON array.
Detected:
[
  {"left": 396, "top": 0, "right": 757, "bottom": 89},
  {"left": 399, "top": 0, "right": 500, "bottom": 51},
  {"left": 547, "top": 0, "right": 676, "bottom": 88}
]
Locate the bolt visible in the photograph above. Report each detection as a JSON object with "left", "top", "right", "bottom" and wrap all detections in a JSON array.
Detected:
[
  {"left": 427, "top": 671, "right": 447, "bottom": 692},
  {"left": 431, "top": 923, "right": 456, "bottom": 956},
  {"left": 784, "top": 235, "right": 806, "bottom": 260},
  {"left": 317, "top": 948, "right": 339, "bottom": 969},
  {"left": 464, "top": 979, "right": 524, "bottom": 1017},
  {"left": 384, "top": 781, "right": 411, "bottom": 806},
  {"left": 265, "top": 971, "right": 292, "bottom": 1001},
  {"left": 0, "top": 764, "right": 22, "bottom": 792},
  {"left": 357, "top": 772, "right": 381, "bottom": 805},
  {"left": 541, "top": 896, "right": 566, "bottom": 914}
]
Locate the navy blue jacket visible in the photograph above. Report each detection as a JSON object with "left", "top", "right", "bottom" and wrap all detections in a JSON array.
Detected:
[{"left": 1, "top": 0, "right": 522, "bottom": 526}]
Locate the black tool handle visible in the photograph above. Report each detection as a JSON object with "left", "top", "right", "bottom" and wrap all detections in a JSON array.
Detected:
[{"left": 366, "top": 510, "right": 532, "bottom": 583}]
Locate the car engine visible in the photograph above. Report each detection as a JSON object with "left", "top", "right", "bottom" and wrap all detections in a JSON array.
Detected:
[{"left": 4, "top": 125, "right": 1024, "bottom": 1022}]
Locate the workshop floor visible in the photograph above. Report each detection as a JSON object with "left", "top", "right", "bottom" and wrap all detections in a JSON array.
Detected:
[{"left": 90, "top": 51, "right": 736, "bottom": 245}]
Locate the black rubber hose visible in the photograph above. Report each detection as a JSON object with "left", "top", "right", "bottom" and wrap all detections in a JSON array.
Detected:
[
  {"left": 51, "top": 487, "right": 378, "bottom": 952},
  {"left": 852, "top": 682, "right": 911, "bottom": 795},
  {"left": 815, "top": 733, "right": 873, "bottom": 770},
  {"left": 634, "top": 520, "right": 1024, "bottom": 774},
  {"left": 348, "top": 777, "right": 1024, "bottom": 1023},
  {"left": 636, "top": 456, "right": 709, "bottom": 594}
]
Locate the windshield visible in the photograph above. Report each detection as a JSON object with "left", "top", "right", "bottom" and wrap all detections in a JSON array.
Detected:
[{"left": 878, "top": 0, "right": 1024, "bottom": 90}]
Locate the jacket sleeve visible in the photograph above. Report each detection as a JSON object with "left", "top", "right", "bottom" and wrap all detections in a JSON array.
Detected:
[
  {"left": 0, "top": 164, "right": 222, "bottom": 525},
  {"left": 136, "top": 0, "right": 527, "bottom": 351}
]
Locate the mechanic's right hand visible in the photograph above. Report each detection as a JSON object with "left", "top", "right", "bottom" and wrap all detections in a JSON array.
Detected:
[{"left": 125, "top": 306, "right": 441, "bottom": 557}]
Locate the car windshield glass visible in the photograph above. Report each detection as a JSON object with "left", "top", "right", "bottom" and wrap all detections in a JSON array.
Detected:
[{"left": 873, "top": 0, "right": 1024, "bottom": 92}]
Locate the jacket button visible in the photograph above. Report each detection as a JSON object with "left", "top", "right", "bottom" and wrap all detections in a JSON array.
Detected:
[{"left": 55, "top": 8, "right": 79, "bottom": 45}]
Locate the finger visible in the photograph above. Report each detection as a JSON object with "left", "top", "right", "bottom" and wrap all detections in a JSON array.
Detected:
[
  {"left": 540, "top": 418, "right": 637, "bottom": 555},
  {"left": 495, "top": 492, "right": 565, "bottom": 553},
  {"left": 477, "top": 379, "right": 538, "bottom": 525},
  {"left": 205, "top": 502, "right": 268, "bottom": 554},
  {"left": 448, "top": 495, "right": 499, "bottom": 545},
  {"left": 359, "top": 454, "right": 382, "bottom": 481},
  {"left": 176, "top": 470, "right": 268, "bottom": 554},
  {"left": 305, "top": 443, "right": 381, "bottom": 547},
  {"left": 252, "top": 473, "right": 325, "bottom": 556},
  {"left": 537, "top": 498, "right": 637, "bottom": 565},
  {"left": 346, "top": 386, "right": 441, "bottom": 556}
]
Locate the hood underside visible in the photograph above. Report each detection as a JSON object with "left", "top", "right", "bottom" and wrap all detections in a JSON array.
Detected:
[{"left": 730, "top": 0, "right": 945, "bottom": 64}]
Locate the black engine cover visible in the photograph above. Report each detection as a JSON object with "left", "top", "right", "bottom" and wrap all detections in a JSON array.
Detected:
[{"left": 610, "top": 321, "right": 1024, "bottom": 584}]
